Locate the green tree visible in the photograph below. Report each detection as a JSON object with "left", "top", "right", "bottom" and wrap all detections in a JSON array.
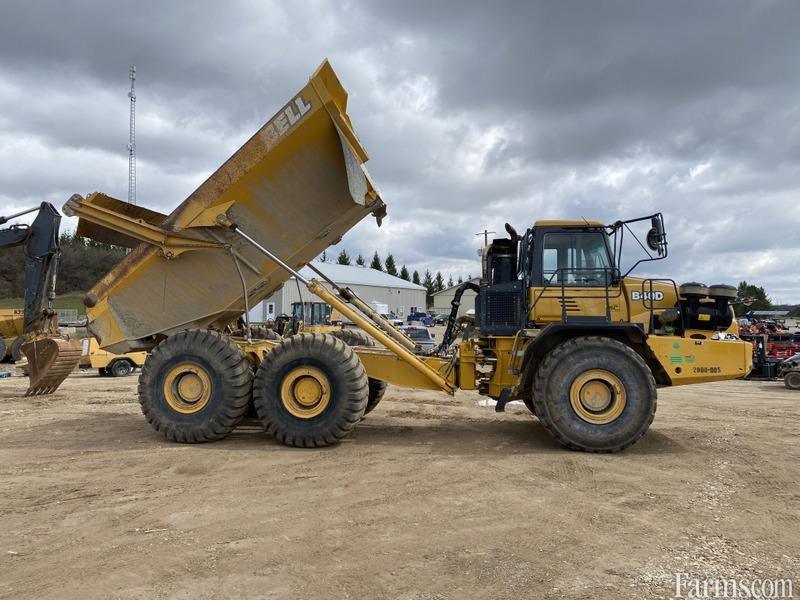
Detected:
[
  {"left": 735, "top": 281, "right": 772, "bottom": 316},
  {"left": 370, "top": 252, "right": 383, "bottom": 271},
  {"left": 337, "top": 249, "right": 351, "bottom": 265},
  {"left": 423, "top": 270, "right": 434, "bottom": 305},
  {"left": 457, "top": 275, "right": 463, "bottom": 284},
  {"left": 399, "top": 265, "right": 410, "bottom": 281},
  {"left": 412, "top": 270, "right": 421, "bottom": 285},
  {"left": 447, "top": 275, "right": 454, "bottom": 288},
  {"left": 434, "top": 271, "right": 444, "bottom": 293},
  {"left": 320, "top": 250, "right": 327, "bottom": 263},
  {"left": 384, "top": 254, "right": 398, "bottom": 276},
  {"left": 355, "top": 253, "right": 366, "bottom": 266}
]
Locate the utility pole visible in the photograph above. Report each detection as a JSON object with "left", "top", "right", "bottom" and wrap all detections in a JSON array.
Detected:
[
  {"left": 475, "top": 229, "right": 496, "bottom": 247},
  {"left": 127, "top": 64, "right": 137, "bottom": 205}
]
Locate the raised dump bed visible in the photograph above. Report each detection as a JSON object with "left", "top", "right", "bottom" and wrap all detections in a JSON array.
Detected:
[{"left": 66, "top": 60, "right": 385, "bottom": 354}]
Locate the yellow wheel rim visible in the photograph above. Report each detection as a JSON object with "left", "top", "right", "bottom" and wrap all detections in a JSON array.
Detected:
[
  {"left": 163, "top": 363, "right": 212, "bottom": 414},
  {"left": 569, "top": 369, "right": 627, "bottom": 425},
  {"left": 280, "top": 366, "right": 331, "bottom": 419}
]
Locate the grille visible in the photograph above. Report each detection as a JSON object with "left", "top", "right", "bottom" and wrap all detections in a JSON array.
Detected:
[{"left": 478, "top": 281, "right": 524, "bottom": 334}]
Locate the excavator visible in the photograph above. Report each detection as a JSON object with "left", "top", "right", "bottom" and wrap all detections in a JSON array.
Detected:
[
  {"left": 0, "top": 203, "right": 81, "bottom": 394},
  {"left": 34, "top": 60, "right": 751, "bottom": 451}
]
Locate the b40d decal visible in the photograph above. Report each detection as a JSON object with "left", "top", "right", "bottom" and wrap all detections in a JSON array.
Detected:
[{"left": 631, "top": 290, "right": 664, "bottom": 301}]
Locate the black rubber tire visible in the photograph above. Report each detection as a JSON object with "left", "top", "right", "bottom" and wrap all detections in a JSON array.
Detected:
[
  {"left": 785, "top": 371, "right": 800, "bottom": 390},
  {"left": 522, "top": 396, "right": 536, "bottom": 415},
  {"left": 365, "top": 378, "right": 387, "bottom": 415},
  {"left": 253, "top": 333, "right": 368, "bottom": 447},
  {"left": 138, "top": 330, "right": 253, "bottom": 443},
  {"left": 10, "top": 336, "right": 25, "bottom": 362},
  {"left": 109, "top": 359, "right": 134, "bottom": 377},
  {"left": 532, "top": 336, "right": 657, "bottom": 452},
  {"left": 330, "top": 328, "right": 371, "bottom": 346},
  {"left": 331, "top": 328, "right": 387, "bottom": 414},
  {"left": 0, "top": 337, "right": 7, "bottom": 361},
  {"left": 98, "top": 367, "right": 109, "bottom": 376}
]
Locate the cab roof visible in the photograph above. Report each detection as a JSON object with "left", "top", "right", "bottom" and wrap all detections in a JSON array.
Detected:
[{"left": 533, "top": 219, "right": 605, "bottom": 228}]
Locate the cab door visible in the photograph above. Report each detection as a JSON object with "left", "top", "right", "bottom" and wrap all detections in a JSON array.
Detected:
[{"left": 528, "top": 229, "right": 627, "bottom": 324}]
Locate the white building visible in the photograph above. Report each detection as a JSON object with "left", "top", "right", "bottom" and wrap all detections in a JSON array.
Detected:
[
  {"left": 249, "top": 262, "right": 427, "bottom": 322},
  {"left": 430, "top": 277, "right": 482, "bottom": 316}
]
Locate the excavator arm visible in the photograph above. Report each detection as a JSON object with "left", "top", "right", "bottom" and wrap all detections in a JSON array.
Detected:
[{"left": 0, "top": 202, "right": 81, "bottom": 395}]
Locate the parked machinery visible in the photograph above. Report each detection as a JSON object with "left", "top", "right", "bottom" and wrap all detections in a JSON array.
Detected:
[
  {"left": 0, "top": 203, "right": 81, "bottom": 393},
  {"left": 57, "top": 60, "right": 751, "bottom": 451},
  {"left": 0, "top": 309, "right": 25, "bottom": 362}
]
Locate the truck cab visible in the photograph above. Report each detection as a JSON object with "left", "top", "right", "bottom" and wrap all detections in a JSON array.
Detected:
[{"left": 477, "top": 216, "right": 738, "bottom": 339}]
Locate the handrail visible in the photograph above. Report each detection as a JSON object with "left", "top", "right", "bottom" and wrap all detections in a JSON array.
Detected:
[
  {"left": 531, "top": 267, "right": 622, "bottom": 324},
  {"left": 640, "top": 278, "right": 682, "bottom": 334}
]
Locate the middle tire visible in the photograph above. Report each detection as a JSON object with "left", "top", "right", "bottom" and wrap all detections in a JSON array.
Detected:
[
  {"left": 138, "top": 330, "right": 253, "bottom": 443},
  {"left": 253, "top": 333, "right": 368, "bottom": 447}
]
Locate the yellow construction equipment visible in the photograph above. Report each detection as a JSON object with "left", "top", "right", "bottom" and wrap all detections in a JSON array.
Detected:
[
  {"left": 79, "top": 336, "right": 147, "bottom": 376},
  {"left": 62, "top": 60, "right": 752, "bottom": 451},
  {"left": 0, "top": 204, "right": 81, "bottom": 394},
  {"left": 0, "top": 309, "right": 25, "bottom": 361}
]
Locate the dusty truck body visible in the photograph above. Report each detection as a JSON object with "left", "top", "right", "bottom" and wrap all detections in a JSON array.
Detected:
[
  {"left": 66, "top": 60, "right": 753, "bottom": 452},
  {"left": 71, "top": 60, "right": 385, "bottom": 354}
]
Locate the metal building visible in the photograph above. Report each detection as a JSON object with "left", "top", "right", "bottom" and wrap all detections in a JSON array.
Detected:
[
  {"left": 249, "top": 262, "right": 426, "bottom": 322},
  {"left": 430, "top": 277, "right": 482, "bottom": 316}
]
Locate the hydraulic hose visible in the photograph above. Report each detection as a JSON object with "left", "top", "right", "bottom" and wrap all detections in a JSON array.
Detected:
[{"left": 435, "top": 282, "right": 480, "bottom": 354}]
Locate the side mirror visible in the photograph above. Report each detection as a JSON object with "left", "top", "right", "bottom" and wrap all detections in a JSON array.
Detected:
[
  {"left": 646, "top": 227, "right": 660, "bottom": 252},
  {"left": 647, "top": 216, "right": 666, "bottom": 255}
]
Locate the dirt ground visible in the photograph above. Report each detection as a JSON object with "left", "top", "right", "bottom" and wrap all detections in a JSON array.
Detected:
[{"left": 1, "top": 368, "right": 798, "bottom": 599}]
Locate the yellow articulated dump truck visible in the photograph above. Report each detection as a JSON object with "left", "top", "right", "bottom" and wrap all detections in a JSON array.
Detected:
[
  {"left": 59, "top": 60, "right": 752, "bottom": 452},
  {"left": 79, "top": 337, "right": 147, "bottom": 377}
]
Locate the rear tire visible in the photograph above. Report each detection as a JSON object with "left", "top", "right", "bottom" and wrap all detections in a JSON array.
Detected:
[
  {"left": 331, "top": 328, "right": 387, "bottom": 414},
  {"left": 330, "top": 328, "right": 371, "bottom": 346},
  {"left": 253, "top": 333, "right": 368, "bottom": 447},
  {"left": 109, "top": 359, "right": 134, "bottom": 377},
  {"left": 785, "top": 371, "right": 800, "bottom": 390},
  {"left": 366, "top": 378, "right": 387, "bottom": 415},
  {"left": 10, "top": 336, "right": 24, "bottom": 362},
  {"left": 98, "top": 367, "right": 108, "bottom": 376},
  {"left": 532, "top": 336, "right": 656, "bottom": 452},
  {"left": 0, "top": 337, "right": 7, "bottom": 361},
  {"left": 138, "top": 330, "right": 253, "bottom": 443}
]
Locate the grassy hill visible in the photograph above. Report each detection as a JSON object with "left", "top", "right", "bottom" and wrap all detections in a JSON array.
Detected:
[{"left": 0, "top": 292, "right": 87, "bottom": 316}]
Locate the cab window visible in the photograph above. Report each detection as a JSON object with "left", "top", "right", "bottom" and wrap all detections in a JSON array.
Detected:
[{"left": 541, "top": 232, "right": 612, "bottom": 286}]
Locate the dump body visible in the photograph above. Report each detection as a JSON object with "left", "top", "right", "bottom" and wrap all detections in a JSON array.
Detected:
[{"left": 73, "top": 61, "right": 385, "bottom": 354}]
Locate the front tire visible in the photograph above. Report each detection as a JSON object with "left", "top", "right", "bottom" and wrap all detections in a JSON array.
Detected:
[
  {"left": 10, "top": 336, "right": 24, "bottom": 362},
  {"left": 532, "top": 336, "right": 656, "bottom": 452},
  {"left": 785, "top": 371, "right": 800, "bottom": 390},
  {"left": 138, "top": 330, "right": 253, "bottom": 443},
  {"left": 253, "top": 334, "right": 368, "bottom": 447},
  {"left": 109, "top": 359, "right": 134, "bottom": 377}
]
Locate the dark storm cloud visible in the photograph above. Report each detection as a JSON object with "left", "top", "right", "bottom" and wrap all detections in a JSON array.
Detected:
[{"left": 1, "top": 0, "right": 798, "bottom": 300}]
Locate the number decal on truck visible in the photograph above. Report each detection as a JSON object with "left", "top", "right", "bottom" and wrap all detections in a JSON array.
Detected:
[{"left": 692, "top": 366, "right": 722, "bottom": 374}]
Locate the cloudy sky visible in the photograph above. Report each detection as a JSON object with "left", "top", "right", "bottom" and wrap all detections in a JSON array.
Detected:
[{"left": 1, "top": 1, "right": 799, "bottom": 301}]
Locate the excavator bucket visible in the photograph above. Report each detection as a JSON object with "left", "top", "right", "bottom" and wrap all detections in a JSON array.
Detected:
[{"left": 21, "top": 336, "right": 82, "bottom": 396}]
